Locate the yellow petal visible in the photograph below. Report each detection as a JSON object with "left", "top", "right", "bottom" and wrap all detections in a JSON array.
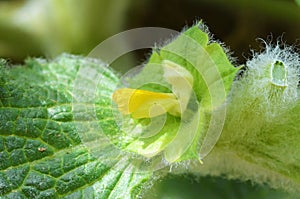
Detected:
[{"left": 112, "top": 88, "right": 180, "bottom": 119}]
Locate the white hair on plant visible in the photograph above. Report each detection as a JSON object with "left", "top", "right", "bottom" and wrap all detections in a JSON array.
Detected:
[
  {"left": 238, "top": 41, "right": 300, "bottom": 116},
  {"left": 215, "top": 41, "right": 300, "bottom": 193}
]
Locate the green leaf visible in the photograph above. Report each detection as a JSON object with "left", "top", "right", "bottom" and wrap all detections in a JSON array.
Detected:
[
  {"left": 0, "top": 55, "right": 152, "bottom": 198},
  {"left": 296, "top": 0, "right": 300, "bottom": 6},
  {"left": 122, "top": 22, "right": 239, "bottom": 163}
]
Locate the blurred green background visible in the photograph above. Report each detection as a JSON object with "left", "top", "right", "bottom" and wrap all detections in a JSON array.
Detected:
[
  {"left": 143, "top": 174, "right": 290, "bottom": 199},
  {"left": 1, "top": 0, "right": 299, "bottom": 198},
  {"left": 1, "top": 0, "right": 300, "bottom": 65}
]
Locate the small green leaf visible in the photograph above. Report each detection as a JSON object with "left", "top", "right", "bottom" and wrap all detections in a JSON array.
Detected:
[{"left": 270, "top": 61, "right": 287, "bottom": 87}]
